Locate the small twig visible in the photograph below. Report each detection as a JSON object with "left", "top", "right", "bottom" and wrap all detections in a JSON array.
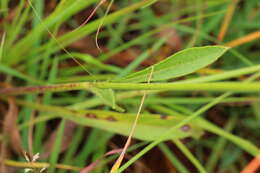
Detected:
[
  {"left": 78, "top": 0, "right": 107, "bottom": 28},
  {"left": 241, "top": 155, "right": 260, "bottom": 173},
  {"left": 217, "top": 0, "right": 238, "bottom": 41},
  {"left": 96, "top": 0, "right": 114, "bottom": 52},
  {"left": 224, "top": 31, "right": 260, "bottom": 48}
]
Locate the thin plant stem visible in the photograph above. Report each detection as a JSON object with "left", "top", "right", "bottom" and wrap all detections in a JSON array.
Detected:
[{"left": 3, "top": 82, "right": 260, "bottom": 95}]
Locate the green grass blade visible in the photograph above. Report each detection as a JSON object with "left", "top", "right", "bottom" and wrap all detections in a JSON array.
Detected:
[
  {"left": 159, "top": 143, "right": 190, "bottom": 173},
  {"left": 0, "top": 64, "right": 43, "bottom": 84},
  {"left": 0, "top": 32, "right": 5, "bottom": 62},
  {"left": 173, "top": 139, "right": 207, "bottom": 173},
  {"left": 205, "top": 115, "right": 237, "bottom": 172},
  {"left": 48, "top": 119, "right": 65, "bottom": 173}
]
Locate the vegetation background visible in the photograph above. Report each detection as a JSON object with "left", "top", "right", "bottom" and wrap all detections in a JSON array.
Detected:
[{"left": 0, "top": 0, "right": 260, "bottom": 173}]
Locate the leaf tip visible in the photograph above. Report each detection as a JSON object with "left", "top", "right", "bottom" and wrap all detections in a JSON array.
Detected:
[{"left": 216, "top": 45, "right": 230, "bottom": 51}]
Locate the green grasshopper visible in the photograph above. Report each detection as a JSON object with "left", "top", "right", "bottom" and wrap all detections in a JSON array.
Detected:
[{"left": 2, "top": 46, "right": 258, "bottom": 158}]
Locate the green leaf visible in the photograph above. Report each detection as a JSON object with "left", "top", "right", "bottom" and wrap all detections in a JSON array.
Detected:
[
  {"left": 21, "top": 108, "right": 203, "bottom": 141},
  {"left": 118, "top": 46, "right": 229, "bottom": 83},
  {"left": 68, "top": 111, "right": 202, "bottom": 141}
]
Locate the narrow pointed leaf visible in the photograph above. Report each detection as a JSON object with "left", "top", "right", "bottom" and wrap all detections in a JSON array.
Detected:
[
  {"left": 118, "top": 46, "right": 229, "bottom": 83},
  {"left": 18, "top": 101, "right": 203, "bottom": 141}
]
